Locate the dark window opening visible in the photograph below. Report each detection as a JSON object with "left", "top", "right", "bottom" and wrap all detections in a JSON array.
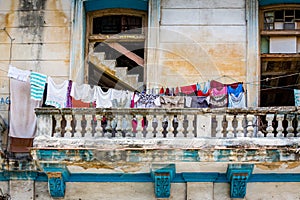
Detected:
[
  {"left": 260, "top": 60, "right": 300, "bottom": 107},
  {"left": 93, "top": 42, "right": 144, "bottom": 82},
  {"left": 92, "top": 15, "right": 142, "bottom": 34}
]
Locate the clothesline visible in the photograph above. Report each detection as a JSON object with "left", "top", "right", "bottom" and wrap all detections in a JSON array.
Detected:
[{"left": 4, "top": 63, "right": 300, "bottom": 93}]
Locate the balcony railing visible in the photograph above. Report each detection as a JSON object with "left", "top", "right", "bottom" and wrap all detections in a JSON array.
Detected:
[{"left": 34, "top": 107, "right": 300, "bottom": 147}]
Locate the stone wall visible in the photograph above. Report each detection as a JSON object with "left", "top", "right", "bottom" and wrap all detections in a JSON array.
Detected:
[
  {"left": 148, "top": 0, "right": 247, "bottom": 88},
  {"left": 0, "top": 181, "right": 299, "bottom": 200},
  {"left": 0, "top": 0, "right": 71, "bottom": 122}
]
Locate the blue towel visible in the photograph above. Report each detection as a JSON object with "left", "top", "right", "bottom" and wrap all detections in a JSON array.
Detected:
[{"left": 30, "top": 72, "right": 47, "bottom": 101}]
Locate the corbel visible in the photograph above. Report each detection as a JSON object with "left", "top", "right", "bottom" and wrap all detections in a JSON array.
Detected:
[
  {"left": 226, "top": 164, "right": 254, "bottom": 199},
  {"left": 42, "top": 163, "right": 70, "bottom": 198},
  {"left": 151, "top": 164, "right": 176, "bottom": 198}
]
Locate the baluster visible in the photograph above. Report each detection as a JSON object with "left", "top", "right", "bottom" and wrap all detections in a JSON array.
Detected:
[
  {"left": 36, "top": 115, "right": 46, "bottom": 137},
  {"left": 256, "top": 116, "right": 265, "bottom": 137},
  {"left": 136, "top": 115, "right": 144, "bottom": 138},
  {"left": 276, "top": 114, "right": 284, "bottom": 138},
  {"left": 115, "top": 114, "right": 123, "bottom": 138},
  {"left": 64, "top": 115, "right": 73, "bottom": 138},
  {"left": 156, "top": 115, "right": 164, "bottom": 138},
  {"left": 146, "top": 115, "right": 154, "bottom": 138},
  {"left": 176, "top": 115, "right": 185, "bottom": 138},
  {"left": 125, "top": 114, "right": 133, "bottom": 137},
  {"left": 166, "top": 115, "right": 175, "bottom": 138},
  {"left": 286, "top": 114, "right": 295, "bottom": 137},
  {"left": 215, "top": 115, "right": 224, "bottom": 138},
  {"left": 266, "top": 114, "right": 275, "bottom": 137},
  {"left": 236, "top": 115, "right": 245, "bottom": 137},
  {"left": 94, "top": 115, "right": 103, "bottom": 138},
  {"left": 297, "top": 115, "right": 300, "bottom": 137},
  {"left": 54, "top": 115, "right": 62, "bottom": 137},
  {"left": 46, "top": 114, "right": 54, "bottom": 137},
  {"left": 74, "top": 114, "right": 82, "bottom": 137},
  {"left": 104, "top": 117, "right": 112, "bottom": 138},
  {"left": 186, "top": 115, "right": 195, "bottom": 138},
  {"left": 85, "top": 115, "right": 93, "bottom": 138},
  {"left": 246, "top": 115, "right": 255, "bottom": 137},
  {"left": 226, "top": 115, "right": 235, "bottom": 138}
]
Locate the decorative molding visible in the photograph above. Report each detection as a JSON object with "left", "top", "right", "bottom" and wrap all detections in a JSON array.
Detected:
[
  {"left": 151, "top": 164, "right": 175, "bottom": 198},
  {"left": 226, "top": 164, "right": 254, "bottom": 199},
  {"left": 32, "top": 147, "right": 294, "bottom": 163}
]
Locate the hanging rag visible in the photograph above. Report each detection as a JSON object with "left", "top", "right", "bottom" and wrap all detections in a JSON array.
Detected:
[{"left": 9, "top": 78, "right": 41, "bottom": 138}]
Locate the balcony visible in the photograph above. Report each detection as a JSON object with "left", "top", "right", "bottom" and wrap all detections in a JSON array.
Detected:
[{"left": 34, "top": 107, "right": 300, "bottom": 152}]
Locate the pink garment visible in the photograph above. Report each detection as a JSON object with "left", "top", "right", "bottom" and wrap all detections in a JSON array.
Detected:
[
  {"left": 9, "top": 78, "right": 41, "bottom": 138},
  {"left": 211, "top": 86, "right": 227, "bottom": 96}
]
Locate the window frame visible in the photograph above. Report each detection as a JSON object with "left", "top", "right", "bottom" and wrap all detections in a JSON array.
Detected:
[
  {"left": 84, "top": 8, "right": 148, "bottom": 88},
  {"left": 259, "top": 4, "right": 300, "bottom": 107}
]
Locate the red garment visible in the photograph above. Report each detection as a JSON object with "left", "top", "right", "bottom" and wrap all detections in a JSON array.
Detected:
[
  {"left": 197, "top": 89, "right": 211, "bottom": 97},
  {"left": 227, "top": 82, "right": 242, "bottom": 89},
  {"left": 174, "top": 87, "right": 179, "bottom": 95},
  {"left": 72, "top": 98, "right": 95, "bottom": 108},
  {"left": 180, "top": 84, "right": 196, "bottom": 95},
  {"left": 210, "top": 80, "right": 224, "bottom": 90},
  {"left": 132, "top": 119, "right": 137, "bottom": 133},
  {"left": 159, "top": 87, "right": 164, "bottom": 95},
  {"left": 10, "top": 137, "right": 33, "bottom": 153},
  {"left": 165, "top": 88, "right": 170, "bottom": 96}
]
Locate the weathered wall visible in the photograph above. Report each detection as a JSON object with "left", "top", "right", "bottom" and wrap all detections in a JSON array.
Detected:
[
  {"left": 0, "top": 0, "right": 71, "bottom": 121},
  {"left": 151, "top": 0, "right": 247, "bottom": 88},
  {"left": 0, "top": 181, "right": 298, "bottom": 200}
]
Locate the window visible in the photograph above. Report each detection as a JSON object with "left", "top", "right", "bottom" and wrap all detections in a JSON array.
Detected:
[
  {"left": 86, "top": 9, "right": 147, "bottom": 91},
  {"left": 92, "top": 15, "right": 143, "bottom": 34},
  {"left": 259, "top": 5, "right": 300, "bottom": 107},
  {"left": 263, "top": 9, "right": 300, "bottom": 30}
]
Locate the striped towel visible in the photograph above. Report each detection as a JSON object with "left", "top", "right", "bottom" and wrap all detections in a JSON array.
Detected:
[
  {"left": 30, "top": 72, "right": 47, "bottom": 101},
  {"left": 295, "top": 89, "right": 300, "bottom": 107}
]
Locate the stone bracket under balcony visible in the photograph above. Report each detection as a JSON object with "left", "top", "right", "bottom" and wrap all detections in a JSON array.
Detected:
[
  {"left": 226, "top": 164, "right": 254, "bottom": 199},
  {"left": 40, "top": 163, "right": 70, "bottom": 199},
  {"left": 151, "top": 164, "right": 176, "bottom": 198}
]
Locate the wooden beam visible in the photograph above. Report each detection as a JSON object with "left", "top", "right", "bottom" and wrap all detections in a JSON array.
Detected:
[
  {"left": 260, "top": 30, "right": 300, "bottom": 36},
  {"left": 106, "top": 42, "right": 144, "bottom": 66},
  {"left": 261, "top": 54, "right": 300, "bottom": 61},
  {"left": 89, "top": 34, "right": 145, "bottom": 42}
]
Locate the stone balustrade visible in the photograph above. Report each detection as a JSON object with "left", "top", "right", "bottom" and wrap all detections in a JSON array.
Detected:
[{"left": 34, "top": 107, "right": 300, "bottom": 146}]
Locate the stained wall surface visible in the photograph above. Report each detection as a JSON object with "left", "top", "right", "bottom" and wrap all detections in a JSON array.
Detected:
[
  {"left": 150, "top": 0, "right": 247, "bottom": 88},
  {"left": 0, "top": 0, "right": 71, "bottom": 122}
]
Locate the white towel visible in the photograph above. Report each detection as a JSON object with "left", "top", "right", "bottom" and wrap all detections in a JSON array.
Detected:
[
  {"left": 228, "top": 92, "right": 246, "bottom": 108},
  {"left": 9, "top": 78, "right": 41, "bottom": 138},
  {"left": 70, "top": 82, "right": 95, "bottom": 103},
  {"left": 93, "top": 86, "right": 113, "bottom": 108},
  {"left": 111, "top": 89, "right": 134, "bottom": 108},
  {"left": 45, "top": 77, "right": 69, "bottom": 108},
  {"left": 7, "top": 65, "right": 30, "bottom": 82}
]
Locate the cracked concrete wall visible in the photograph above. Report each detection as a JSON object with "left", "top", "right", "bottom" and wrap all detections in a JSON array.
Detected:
[
  {"left": 0, "top": 0, "right": 71, "bottom": 122},
  {"left": 148, "top": 0, "right": 247, "bottom": 89},
  {"left": 0, "top": 181, "right": 298, "bottom": 200}
]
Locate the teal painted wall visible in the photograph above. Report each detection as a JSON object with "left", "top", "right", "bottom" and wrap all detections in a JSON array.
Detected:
[
  {"left": 259, "top": 0, "right": 299, "bottom": 6},
  {"left": 84, "top": 0, "right": 148, "bottom": 12}
]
